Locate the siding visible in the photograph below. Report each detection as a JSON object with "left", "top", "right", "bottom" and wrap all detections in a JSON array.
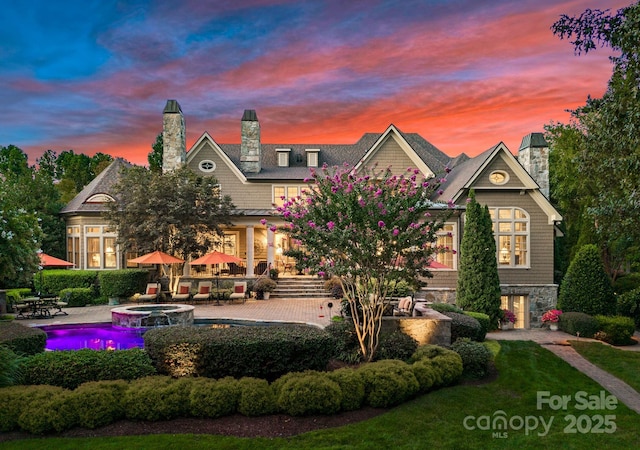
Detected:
[{"left": 365, "top": 136, "right": 416, "bottom": 173}]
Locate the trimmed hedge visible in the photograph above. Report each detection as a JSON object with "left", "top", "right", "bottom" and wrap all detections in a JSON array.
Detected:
[
  {"left": 59, "top": 287, "right": 94, "bottom": 307},
  {"left": 0, "top": 321, "right": 46, "bottom": 355},
  {"left": 375, "top": 330, "right": 418, "bottom": 361},
  {"left": 429, "top": 303, "right": 463, "bottom": 314},
  {"left": 34, "top": 270, "right": 98, "bottom": 297},
  {"left": 451, "top": 338, "right": 492, "bottom": 379},
  {"left": 0, "top": 341, "right": 466, "bottom": 435},
  {"left": 464, "top": 311, "right": 490, "bottom": 341},
  {"left": 442, "top": 311, "right": 483, "bottom": 342},
  {"left": 21, "top": 348, "right": 156, "bottom": 389},
  {"left": 145, "top": 324, "right": 335, "bottom": 381},
  {"left": 594, "top": 315, "right": 636, "bottom": 346},
  {"left": 98, "top": 269, "right": 150, "bottom": 300},
  {"left": 558, "top": 312, "right": 600, "bottom": 338}
]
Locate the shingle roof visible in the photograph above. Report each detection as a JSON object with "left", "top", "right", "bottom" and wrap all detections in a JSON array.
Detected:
[
  {"left": 60, "top": 158, "right": 131, "bottom": 215},
  {"left": 436, "top": 144, "right": 499, "bottom": 202}
]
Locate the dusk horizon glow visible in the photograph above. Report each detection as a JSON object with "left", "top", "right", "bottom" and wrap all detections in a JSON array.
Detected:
[{"left": 1, "top": 0, "right": 628, "bottom": 166}]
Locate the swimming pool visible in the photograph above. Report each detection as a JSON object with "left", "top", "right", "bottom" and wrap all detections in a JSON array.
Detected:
[{"left": 40, "top": 319, "right": 300, "bottom": 351}]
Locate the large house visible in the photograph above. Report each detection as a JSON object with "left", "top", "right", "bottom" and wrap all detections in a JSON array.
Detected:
[{"left": 61, "top": 100, "right": 562, "bottom": 328}]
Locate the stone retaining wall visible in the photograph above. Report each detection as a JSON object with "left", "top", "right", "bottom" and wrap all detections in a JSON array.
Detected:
[{"left": 381, "top": 309, "right": 451, "bottom": 346}]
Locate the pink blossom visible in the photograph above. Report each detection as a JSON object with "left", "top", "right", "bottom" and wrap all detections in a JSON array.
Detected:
[
  {"left": 327, "top": 221, "right": 335, "bottom": 230},
  {"left": 393, "top": 228, "right": 399, "bottom": 236},
  {"left": 378, "top": 221, "right": 385, "bottom": 228},
  {"left": 260, "top": 219, "right": 267, "bottom": 225},
  {"left": 269, "top": 225, "right": 277, "bottom": 232}
]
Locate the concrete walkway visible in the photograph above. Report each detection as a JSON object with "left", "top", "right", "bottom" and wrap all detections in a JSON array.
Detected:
[
  {"left": 487, "top": 328, "right": 640, "bottom": 414},
  {"left": 18, "top": 301, "right": 640, "bottom": 414}
]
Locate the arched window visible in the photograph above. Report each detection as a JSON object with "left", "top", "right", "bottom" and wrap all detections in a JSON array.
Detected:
[{"left": 490, "top": 208, "right": 529, "bottom": 267}]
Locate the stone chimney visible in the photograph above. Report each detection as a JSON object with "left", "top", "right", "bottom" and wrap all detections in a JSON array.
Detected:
[
  {"left": 162, "top": 100, "right": 186, "bottom": 173},
  {"left": 518, "top": 132, "right": 549, "bottom": 198},
  {"left": 240, "top": 109, "right": 261, "bottom": 173}
]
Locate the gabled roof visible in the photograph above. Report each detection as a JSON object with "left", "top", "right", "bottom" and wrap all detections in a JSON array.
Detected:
[
  {"left": 188, "top": 125, "right": 452, "bottom": 181},
  {"left": 437, "top": 142, "right": 562, "bottom": 224},
  {"left": 60, "top": 158, "right": 131, "bottom": 215}
]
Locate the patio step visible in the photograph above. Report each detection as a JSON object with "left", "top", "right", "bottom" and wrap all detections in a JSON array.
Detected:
[{"left": 270, "top": 278, "right": 332, "bottom": 299}]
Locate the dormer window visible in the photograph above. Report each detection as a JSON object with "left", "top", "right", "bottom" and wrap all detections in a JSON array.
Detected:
[
  {"left": 85, "top": 193, "right": 114, "bottom": 203},
  {"left": 306, "top": 149, "right": 320, "bottom": 167},
  {"left": 276, "top": 148, "right": 291, "bottom": 167}
]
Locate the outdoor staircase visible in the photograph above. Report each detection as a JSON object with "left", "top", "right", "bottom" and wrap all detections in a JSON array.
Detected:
[{"left": 270, "top": 277, "right": 332, "bottom": 299}]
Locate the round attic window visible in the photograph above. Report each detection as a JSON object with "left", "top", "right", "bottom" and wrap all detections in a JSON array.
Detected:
[
  {"left": 489, "top": 170, "right": 509, "bottom": 185},
  {"left": 199, "top": 160, "right": 216, "bottom": 173}
]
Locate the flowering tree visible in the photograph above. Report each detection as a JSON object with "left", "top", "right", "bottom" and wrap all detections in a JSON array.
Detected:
[{"left": 271, "top": 164, "right": 452, "bottom": 361}]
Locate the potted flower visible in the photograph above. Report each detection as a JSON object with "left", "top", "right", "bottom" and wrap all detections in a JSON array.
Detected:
[
  {"left": 542, "top": 309, "right": 562, "bottom": 331},
  {"left": 269, "top": 267, "right": 279, "bottom": 280},
  {"left": 501, "top": 309, "right": 516, "bottom": 330},
  {"left": 253, "top": 277, "right": 277, "bottom": 300}
]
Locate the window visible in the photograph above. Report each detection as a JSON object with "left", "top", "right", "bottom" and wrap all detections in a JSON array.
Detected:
[
  {"left": 67, "top": 226, "right": 80, "bottom": 267},
  {"left": 501, "top": 295, "right": 529, "bottom": 329},
  {"left": 276, "top": 149, "right": 290, "bottom": 167},
  {"left": 489, "top": 170, "right": 509, "bottom": 185},
  {"left": 306, "top": 149, "right": 319, "bottom": 167},
  {"left": 199, "top": 160, "right": 216, "bottom": 173},
  {"left": 273, "top": 185, "right": 303, "bottom": 207},
  {"left": 84, "top": 225, "right": 118, "bottom": 269},
  {"left": 490, "top": 208, "right": 529, "bottom": 267},
  {"left": 433, "top": 223, "right": 457, "bottom": 269}
]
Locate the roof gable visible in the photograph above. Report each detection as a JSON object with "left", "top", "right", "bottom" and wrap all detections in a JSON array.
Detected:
[{"left": 186, "top": 132, "right": 248, "bottom": 183}]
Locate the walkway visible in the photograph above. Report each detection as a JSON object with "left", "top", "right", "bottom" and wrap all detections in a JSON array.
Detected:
[
  {"left": 20, "top": 301, "right": 640, "bottom": 414},
  {"left": 487, "top": 328, "right": 640, "bottom": 414}
]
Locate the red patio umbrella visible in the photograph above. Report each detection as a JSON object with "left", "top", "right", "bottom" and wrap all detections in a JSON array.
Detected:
[
  {"left": 128, "top": 250, "right": 184, "bottom": 265},
  {"left": 189, "top": 251, "right": 241, "bottom": 266},
  {"left": 427, "top": 259, "right": 449, "bottom": 269},
  {"left": 38, "top": 252, "right": 74, "bottom": 267}
]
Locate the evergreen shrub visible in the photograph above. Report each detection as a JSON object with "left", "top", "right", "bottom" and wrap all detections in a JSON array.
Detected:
[
  {"left": 98, "top": 269, "right": 149, "bottom": 300},
  {"left": 443, "top": 311, "right": 483, "bottom": 342},
  {"left": 558, "top": 312, "right": 600, "bottom": 338},
  {"left": 616, "top": 288, "right": 640, "bottom": 328},
  {"left": 123, "top": 376, "right": 193, "bottom": 421},
  {"left": 73, "top": 380, "right": 128, "bottom": 429},
  {"left": 0, "top": 321, "right": 46, "bottom": 355},
  {"left": 237, "top": 377, "right": 277, "bottom": 416},
  {"left": 464, "top": 311, "right": 490, "bottom": 341},
  {"left": 327, "top": 368, "right": 365, "bottom": 411},
  {"left": 375, "top": 330, "right": 418, "bottom": 361},
  {"left": 594, "top": 315, "right": 636, "bottom": 346},
  {"left": 557, "top": 244, "right": 616, "bottom": 316},
  {"left": 357, "top": 360, "right": 419, "bottom": 408},
  {"left": 58, "top": 287, "right": 94, "bottom": 307},
  {"left": 451, "top": 338, "right": 492, "bottom": 379},
  {"left": 190, "top": 377, "right": 241, "bottom": 418},
  {"left": 276, "top": 371, "right": 342, "bottom": 416}
]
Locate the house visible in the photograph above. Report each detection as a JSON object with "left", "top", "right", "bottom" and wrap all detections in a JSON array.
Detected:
[{"left": 60, "top": 100, "right": 562, "bottom": 327}]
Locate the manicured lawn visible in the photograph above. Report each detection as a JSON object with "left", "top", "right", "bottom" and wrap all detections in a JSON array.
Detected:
[
  {"left": 3, "top": 341, "right": 638, "bottom": 449},
  {"left": 570, "top": 340, "right": 640, "bottom": 393}
]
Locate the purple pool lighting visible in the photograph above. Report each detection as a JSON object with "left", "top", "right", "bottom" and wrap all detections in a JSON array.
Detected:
[{"left": 41, "top": 323, "right": 145, "bottom": 351}]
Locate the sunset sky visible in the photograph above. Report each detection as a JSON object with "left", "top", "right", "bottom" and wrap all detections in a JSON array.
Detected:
[{"left": 1, "top": 0, "right": 628, "bottom": 166}]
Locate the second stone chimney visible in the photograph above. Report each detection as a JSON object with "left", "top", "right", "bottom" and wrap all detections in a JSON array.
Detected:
[
  {"left": 518, "top": 132, "right": 549, "bottom": 198},
  {"left": 240, "top": 109, "right": 261, "bottom": 173},
  {"left": 162, "top": 99, "right": 186, "bottom": 173}
]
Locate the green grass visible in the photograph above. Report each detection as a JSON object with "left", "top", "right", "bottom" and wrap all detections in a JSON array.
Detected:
[
  {"left": 3, "top": 341, "right": 638, "bottom": 449},
  {"left": 570, "top": 340, "right": 640, "bottom": 393}
]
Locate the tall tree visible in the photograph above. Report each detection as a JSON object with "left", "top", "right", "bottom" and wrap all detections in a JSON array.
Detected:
[
  {"left": 549, "top": 1, "right": 640, "bottom": 278},
  {"left": 456, "top": 190, "right": 501, "bottom": 327},
  {"left": 148, "top": 133, "right": 163, "bottom": 173},
  {"left": 274, "top": 164, "right": 451, "bottom": 361},
  {"left": 105, "top": 165, "right": 236, "bottom": 262}
]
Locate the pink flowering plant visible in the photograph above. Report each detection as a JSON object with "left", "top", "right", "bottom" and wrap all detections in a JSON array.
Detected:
[
  {"left": 501, "top": 309, "right": 516, "bottom": 324},
  {"left": 542, "top": 309, "right": 562, "bottom": 323},
  {"left": 269, "top": 163, "right": 453, "bottom": 361}
]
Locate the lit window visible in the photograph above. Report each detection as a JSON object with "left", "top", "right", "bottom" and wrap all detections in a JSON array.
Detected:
[
  {"left": 491, "top": 208, "right": 529, "bottom": 267},
  {"left": 433, "top": 223, "right": 457, "bottom": 269},
  {"left": 273, "top": 185, "right": 301, "bottom": 207}
]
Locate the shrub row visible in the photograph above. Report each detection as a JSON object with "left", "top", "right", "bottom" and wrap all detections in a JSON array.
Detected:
[
  {"left": 20, "top": 348, "right": 156, "bottom": 389},
  {"left": 558, "top": 312, "right": 600, "bottom": 338},
  {"left": 0, "top": 344, "right": 463, "bottom": 435},
  {"left": 0, "top": 322, "right": 46, "bottom": 355},
  {"left": 144, "top": 324, "right": 335, "bottom": 381},
  {"left": 559, "top": 311, "right": 636, "bottom": 346},
  {"left": 442, "top": 312, "right": 483, "bottom": 343},
  {"left": 616, "top": 288, "right": 640, "bottom": 328}
]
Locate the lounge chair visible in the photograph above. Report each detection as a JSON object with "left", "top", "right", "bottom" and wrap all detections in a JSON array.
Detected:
[
  {"left": 229, "top": 282, "right": 247, "bottom": 304},
  {"left": 172, "top": 281, "right": 192, "bottom": 302},
  {"left": 192, "top": 281, "right": 213, "bottom": 304},
  {"left": 138, "top": 283, "right": 161, "bottom": 302},
  {"left": 393, "top": 296, "right": 414, "bottom": 316}
]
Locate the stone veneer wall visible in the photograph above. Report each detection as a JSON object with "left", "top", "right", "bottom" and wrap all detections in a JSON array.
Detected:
[
  {"left": 380, "top": 310, "right": 452, "bottom": 347},
  {"left": 418, "top": 284, "right": 558, "bottom": 328},
  {"left": 240, "top": 110, "right": 261, "bottom": 173},
  {"left": 162, "top": 100, "right": 186, "bottom": 173}
]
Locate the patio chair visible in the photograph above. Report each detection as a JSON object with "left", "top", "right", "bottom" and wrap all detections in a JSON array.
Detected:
[
  {"left": 13, "top": 302, "right": 30, "bottom": 319},
  {"left": 228, "top": 262, "right": 246, "bottom": 276},
  {"left": 138, "top": 283, "right": 161, "bottom": 302},
  {"left": 172, "top": 281, "right": 192, "bottom": 302},
  {"left": 255, "top": 261, "right": 268, "bottom": 276},
  {"left": 192, "top": 281, "right": 213, "bottom": 304},
  {"left": 393, "top": 296, "right": 414, "bottom": 316},
  {"left": 52, "top": 292, "right": 70, "bottom": 316},
  {"left": 228, "top": 282, "right": 247, "bottom": 304}
]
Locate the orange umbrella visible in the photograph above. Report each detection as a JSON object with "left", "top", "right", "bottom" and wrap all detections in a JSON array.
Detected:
[
  {"left": 38, "top": 252, "right": 74, "bottom": 267},
  {"left": 427, "top": 259, "right": 449, "bottom": 269},
  {"left": 128, "top": 250, "right": 184, "bottom": 264},
  {"left": 189, "top": 251, "right": 241, "bottom": 265}
]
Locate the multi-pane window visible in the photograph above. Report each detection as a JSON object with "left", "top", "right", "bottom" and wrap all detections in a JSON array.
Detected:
[
  {"left": 490, "top": 208, "right": 529, "bottom": 267},
  {"left": 67, "top": 226, "right": 80, "bottom": 267},
  {"left": 433, "top": 223, "right": 457, "bottom": 269},
  {"left": 85, "top": 226, "right": 118, "bottom": 269},
  {"left": 273, "top": 186, "right": 303, "bottom": 207},
  {"left": 501, "top": 295, "right": 529, "bottom": 329}
]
